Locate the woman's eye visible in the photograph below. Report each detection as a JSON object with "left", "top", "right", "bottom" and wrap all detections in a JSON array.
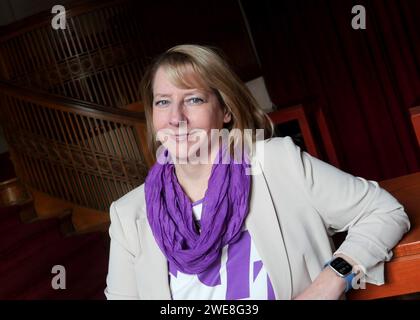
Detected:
[
  {"left": 154, "top": 100, "right": 169, "bottom": 107},
  {"left": 186, "top": 97, "right": 204, "bottom": 105}
]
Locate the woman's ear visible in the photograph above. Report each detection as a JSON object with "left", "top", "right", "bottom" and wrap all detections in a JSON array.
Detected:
[{"left": 223, "top": 110, "right": 232, "bottom": 123}]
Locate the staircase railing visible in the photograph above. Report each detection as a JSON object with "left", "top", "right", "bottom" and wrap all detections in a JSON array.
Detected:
[
  {"left": 0, "top": 0, "right": 156, "bottom": 109},
  {"left": 0, "top": 0, "right": 158, "bottom": 229},
  {"left": 0, "top": 81, "right": 152, "bottom": 213}
]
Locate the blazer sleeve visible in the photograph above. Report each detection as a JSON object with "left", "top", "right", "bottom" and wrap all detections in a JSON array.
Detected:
[
  {"left": 104, "top": 201, "right": 140, "bottom": 300},
  {"left": 269, "top": 137, "right": 411, "bottom": 285}
]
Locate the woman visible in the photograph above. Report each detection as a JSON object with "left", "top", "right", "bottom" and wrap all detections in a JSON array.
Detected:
[{"left": 104, "top": 44, "right": 410, "bottom": 300}]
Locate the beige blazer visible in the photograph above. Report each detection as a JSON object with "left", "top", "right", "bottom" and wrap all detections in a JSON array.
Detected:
[{"left": 104, "top": 136, "right": 410, "bottom": 300}]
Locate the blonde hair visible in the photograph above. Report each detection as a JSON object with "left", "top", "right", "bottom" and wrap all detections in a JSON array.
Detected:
[{"left": 140, "top": 44, "right": 274, "bottom": 156}]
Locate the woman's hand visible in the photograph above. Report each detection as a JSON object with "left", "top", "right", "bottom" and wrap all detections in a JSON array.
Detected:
[{"left": 293, "top": 266, "right": 346, "bottom": 300}]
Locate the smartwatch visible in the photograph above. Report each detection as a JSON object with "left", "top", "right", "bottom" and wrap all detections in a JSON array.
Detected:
[{"left": 324, "top": 257, "right": 356, "bottom": 293}]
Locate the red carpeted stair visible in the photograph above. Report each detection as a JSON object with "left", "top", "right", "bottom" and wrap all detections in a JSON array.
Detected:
[{"left": 0, "top": 204, "right": 110, "bottom": 300}]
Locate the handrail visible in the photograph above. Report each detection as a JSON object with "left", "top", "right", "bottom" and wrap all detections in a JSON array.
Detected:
[
  {"left": 0, "top": 80, "right": 145, "bottom": 122},
  {"left": 0, "top": 81, "right": 153, "bottom": 212}
]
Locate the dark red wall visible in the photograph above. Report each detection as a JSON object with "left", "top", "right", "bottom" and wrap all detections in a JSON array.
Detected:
[{"left": 242, "top": 0, "right": 420, "bottom": 180}]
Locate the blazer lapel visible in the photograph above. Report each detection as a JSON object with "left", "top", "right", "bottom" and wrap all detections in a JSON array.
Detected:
[
  {"left": 245, "top": 160, "right": 292, "bottom": 300},
  {"left": 135, "top": 216, "right": 171, "bottom": 299}
]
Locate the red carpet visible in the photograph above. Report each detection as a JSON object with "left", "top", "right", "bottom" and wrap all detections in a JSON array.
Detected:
[{"left": 0, "top": 205, "right": 109, "bottom": 300}]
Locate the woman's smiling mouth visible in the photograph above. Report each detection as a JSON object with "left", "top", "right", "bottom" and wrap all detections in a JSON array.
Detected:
[{"left": 172, "top": 133, "right": 189, "bottom": 141}]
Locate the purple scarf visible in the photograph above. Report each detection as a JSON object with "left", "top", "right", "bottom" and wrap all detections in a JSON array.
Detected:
[{"left": 144, "top": 142, "right": 251, "bottom": 274}]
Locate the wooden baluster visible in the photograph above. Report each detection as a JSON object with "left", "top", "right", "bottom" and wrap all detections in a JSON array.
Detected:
[
  {"left": 99, "top": 117, "right": 130, "bottom": 197},
  {"left": 134, "top": 122, "right": 155, "bottom": 168},
  {"left": 72, "top": 16, "right": 106, "bottom": 107},
  {"left": 7, "top": 96, "right": 38, "bottom": 189},
  {"left": 72, "top": 113, "right": 101, "bottom": 209},
  {"left": 85, "top": 13, "right": 115, "bottom": 107},
  {"left": 59, "top": 110, "right": 90, "bottom": 206},
  {"left": 89, "top": 116, "right": 117, "bottom": 205},
  {"left": 0, "top": 43, "right": 15, "bottom": 79},
  {"left": 103, "top": 119, "right": 128, "bottom": 199},
  {"left": 30, "top": 102, "right": 61, "bottom": 198},
  {"left": 77, "top": 114, "right": 110, "bottom": 209},
  {"left": 10, "top": 38, "right": 29, "bottom": 85},
  {"left": 42, "top": 108, "right": 74, "bottom": 202}
]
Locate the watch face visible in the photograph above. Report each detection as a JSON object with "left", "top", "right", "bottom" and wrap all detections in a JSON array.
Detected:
[{"left": 330, "top": 257, "right": 353, "bottom": 276}]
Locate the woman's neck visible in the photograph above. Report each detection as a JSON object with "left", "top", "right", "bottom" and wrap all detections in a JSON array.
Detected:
[
  {"left": 174, "top": 162, "right": 213, "bottom": 182},
  {"left": 174, "top": 162, "right": 213, "bottom": 202},
  {"left": 173, "top": 146, "right": 220, "bottom": 202}
]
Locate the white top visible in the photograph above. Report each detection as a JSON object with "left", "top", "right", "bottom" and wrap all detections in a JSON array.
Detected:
[{"left": 169, "top": 201, "right": 276, "bottom": 300}]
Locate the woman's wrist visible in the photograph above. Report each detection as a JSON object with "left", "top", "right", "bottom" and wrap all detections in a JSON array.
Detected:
[
  {"left": 323, "top": 265, "right": 347, "bottom": 292},
  {"left": 294, "top": 267, "right": 346, "bottom": 300}
]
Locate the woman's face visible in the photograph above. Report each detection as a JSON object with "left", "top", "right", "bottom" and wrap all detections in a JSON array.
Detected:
[{"left": 152, "top": 66, "right": 231, "bottom": 162}]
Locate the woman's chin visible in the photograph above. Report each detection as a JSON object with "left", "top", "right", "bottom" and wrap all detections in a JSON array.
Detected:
[{"left": 165, "top": 143, "right": 207, "bottom": 164}]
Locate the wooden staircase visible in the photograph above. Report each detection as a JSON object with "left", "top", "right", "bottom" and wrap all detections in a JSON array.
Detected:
[
  {"left": 0, "top": 0, "right": 156, "bottom": 234},
  {"left": 0, "top": 151, "right": 110, "bottom": 235},
  {"left": 0, "top": 1, "right": 157, "bottom": 298}
]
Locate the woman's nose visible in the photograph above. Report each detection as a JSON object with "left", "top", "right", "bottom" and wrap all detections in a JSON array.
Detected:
[{"left": 169, "top": 102, "right": 187, "bottom": 127}]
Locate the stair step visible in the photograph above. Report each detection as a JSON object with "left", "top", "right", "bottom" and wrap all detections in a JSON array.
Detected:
[{"left": 28, "top": 188, "right": 73, "bottom": 220}]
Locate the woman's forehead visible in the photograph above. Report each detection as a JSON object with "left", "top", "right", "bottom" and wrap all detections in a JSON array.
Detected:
[{"left": 153, "top": 64, "right": 209, "bottom": 92}]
